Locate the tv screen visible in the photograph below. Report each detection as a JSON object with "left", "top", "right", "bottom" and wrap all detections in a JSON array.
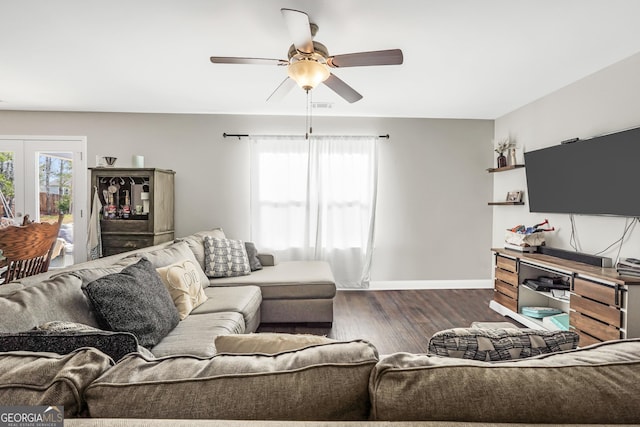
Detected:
[{"left": 524, "top": 126, "right": 640, "bottom": 217}]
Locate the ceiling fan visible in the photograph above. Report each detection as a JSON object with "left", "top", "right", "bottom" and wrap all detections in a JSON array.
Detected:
[{"left": 210, "top": 8, "right": 403, "bottom": 103}]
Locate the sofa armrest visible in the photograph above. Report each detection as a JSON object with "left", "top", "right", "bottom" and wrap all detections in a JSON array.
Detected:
[{"left": 257, "top": 253, "right": 277, "bottom": 266}]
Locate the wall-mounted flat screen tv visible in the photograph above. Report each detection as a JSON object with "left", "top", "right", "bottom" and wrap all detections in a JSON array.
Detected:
[{"left": 524, "top": 126, "right": 640, "bottom": 217}]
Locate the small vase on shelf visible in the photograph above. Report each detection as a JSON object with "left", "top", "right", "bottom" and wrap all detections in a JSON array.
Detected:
[
  {"left": 508, "top": 148, "right": 517, "bottom": 166},
  {"left": 497, "top": 154, "right": 507, "bottom": 168}
]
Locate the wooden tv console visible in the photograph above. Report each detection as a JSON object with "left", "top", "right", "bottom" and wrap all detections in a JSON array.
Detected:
[{"left": 491, "top": 248, "right": 640, "bottom": 346}]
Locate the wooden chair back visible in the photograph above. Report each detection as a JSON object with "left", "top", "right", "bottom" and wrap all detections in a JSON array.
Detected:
[{"left": 0, "top": 214, "right": 64, "bottom": 283}]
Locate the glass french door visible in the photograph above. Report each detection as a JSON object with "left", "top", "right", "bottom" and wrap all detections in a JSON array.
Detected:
[{"left": 0, "top": 137, "right": 87, "bottom": 265}]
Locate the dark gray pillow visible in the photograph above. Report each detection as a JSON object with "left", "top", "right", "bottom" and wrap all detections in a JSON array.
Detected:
[
  {"left": 83, "top": 258, "right": 180, "bottom": 348},
  {"left": 244, "top": 242, "right": 263, "bottom": 271},
  {"left": 0, "top": 329, "right": 139, "bottom": 362}
]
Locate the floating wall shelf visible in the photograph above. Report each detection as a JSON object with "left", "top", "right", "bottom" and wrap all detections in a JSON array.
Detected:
[
  {"left": 488, "top": 201, "right": 525, "bottom": 206},
  {"left": 486, "top": 164, "right": 525, "bottom": 173}
]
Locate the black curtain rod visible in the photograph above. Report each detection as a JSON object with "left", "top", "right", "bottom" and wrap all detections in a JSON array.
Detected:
[{"left": 223, "top": 133, "right": 390, "bottom": 140}]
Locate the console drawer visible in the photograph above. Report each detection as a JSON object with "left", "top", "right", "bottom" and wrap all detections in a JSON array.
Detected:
[
  {"left": 495, "top": 268, "right": 518, "bottom": 287},
  {"left": 571, "top": 294, "right": 621, "bottom": 328},
  {"left": 573, "top": 278, "right": 619, "bottom": 307},
  {"left": 494, "top": 279, "right": 517, "bottom": 300},
  {"left": 496, "top": 255, "right": 517, "bottom": 273},
  {"left": 494, "top": 290, "right": 517, "bottom": 312},
  {"left": 570, "top": 311, "right": 620, "bottom": 342},
  {"left": 575, "top": 330, "right": 602, "bottom": 347}
]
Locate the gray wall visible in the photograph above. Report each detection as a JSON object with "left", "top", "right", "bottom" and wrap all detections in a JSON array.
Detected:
[
  {"left": 0, "top": 112, "right": 493, "bottom": 283},
  {"left": 493, "top": 52, "right": 640, "bottom": 261}
]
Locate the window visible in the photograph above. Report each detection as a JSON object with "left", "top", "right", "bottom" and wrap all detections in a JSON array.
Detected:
[{"left": 250, "top": 135, "right": 378, "bottom": 288}]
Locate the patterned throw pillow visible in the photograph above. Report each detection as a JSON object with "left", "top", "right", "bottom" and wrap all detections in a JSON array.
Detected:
[
  {"left": 203, "top": 237, "right": 251, "bottom": 278},
  {"left": 156, "top": 259, "right": 208, "bottom": 320},
  {"left": 428, "top": 328, "right": 579, "bottom": 361},
  {"left": 0, "top": 321, "right": 140, "bottom": 362}
]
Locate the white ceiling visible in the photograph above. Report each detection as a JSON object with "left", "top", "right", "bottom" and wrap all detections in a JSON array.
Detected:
[{"left": 2, "top": 0, "right": 640, "bottom": 119}]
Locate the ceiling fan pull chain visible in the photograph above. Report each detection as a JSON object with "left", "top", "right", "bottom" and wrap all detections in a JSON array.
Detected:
[
  {"left": 305, "top": 89, "right": 310, "bottom": 140},
  {"left": 309, "top": 89, "right": 313, "bottom": 137}
]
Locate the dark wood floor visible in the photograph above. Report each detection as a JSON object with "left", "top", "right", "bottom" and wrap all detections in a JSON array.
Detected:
[{"left": 258, "top": 289, "right": 518, "bottom": 354}]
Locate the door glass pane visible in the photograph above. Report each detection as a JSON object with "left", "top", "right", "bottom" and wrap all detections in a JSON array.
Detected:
[
  {"left": 38, "top": 152, "right": 74, "bottom": 267},
  {"left": 0, "top": 151, "right": 16, "bottom": 226}
]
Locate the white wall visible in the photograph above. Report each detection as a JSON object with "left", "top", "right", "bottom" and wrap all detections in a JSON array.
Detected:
[
  {"left": 0, "top": 112, "right": 494, "bottom": 283},
  {"left": 493, "top": 52, "right": 640, "bottom": 262}
]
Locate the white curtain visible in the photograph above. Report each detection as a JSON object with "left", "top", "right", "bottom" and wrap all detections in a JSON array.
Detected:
[{"left": 250, "top": 135, "right": 378, "bottom": 288}]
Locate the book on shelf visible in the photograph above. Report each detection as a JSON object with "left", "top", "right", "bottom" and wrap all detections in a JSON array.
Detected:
[
  {"left": 550, "top": 289, "right": 570, "bottom": 300},
  {"left": 616, "top": 258, "right": 640, "bottom": 271},
  {"left": 522, "top": 279, "right": 570, "bottom": 292},
  {"left": 542, "top": 313, "right": 570, "bottom": 331},
  {"left": 521, "top": 306, "right": 563, "bottom": 318},
  {"left": 617, "top": 268, "right": 640, "bottom": 278}
]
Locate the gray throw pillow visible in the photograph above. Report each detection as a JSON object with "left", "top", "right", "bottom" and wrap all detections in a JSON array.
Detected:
[
  {"left": 83, "top": 258, "right": 180, "bottom": 348},
  {"left": 244, "top": 242, "right": 263, "bottom": 271}
]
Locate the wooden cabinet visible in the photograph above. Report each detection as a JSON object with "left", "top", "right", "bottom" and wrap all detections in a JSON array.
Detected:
[
  {"left": 491, "top": 248, "right": 640, "bottom": 344},
  {"left": 90, "top": 168, "right": 175, "bottom": 256}
]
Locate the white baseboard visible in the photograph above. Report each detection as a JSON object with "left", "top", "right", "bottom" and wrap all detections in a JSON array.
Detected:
[{"left": 354, "top": 280, "right": 493, "bottom": 291}]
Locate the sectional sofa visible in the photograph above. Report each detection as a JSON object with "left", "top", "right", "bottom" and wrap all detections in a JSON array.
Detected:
[{"left": 1, "top": 229, "right": 640, "bottom": 425}]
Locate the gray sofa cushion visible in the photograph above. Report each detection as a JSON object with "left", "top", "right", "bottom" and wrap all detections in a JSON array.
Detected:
[
  {"left": 0, "top": 273, "right": 99, "bottom": 332},
  {"left": 68, "top": 257, "right": 139, "bottom": 285},
  {"left": 0, "top": 348, "right": 114, "bottom": 417},
  {"left": 428, "top": 328, "right": 579, "bottom": 360},
  {"left": 85, "top": 339, "right": 378, "bottom": 421},
  {"left": 176, "top": 228, "right": 226, "bottom": 271},
  {"left": 215, "top": 333, "right": 335, "bottom": 355},
  {"left": 128, "top": 241, "right": 210, "bottom": 290},
  {"left": 370, "top": 338, "right": 640, "bottom": 423},
  {"left": 83, "top": 258, "right": 180, "bottom": 348},
  {"left": 194, "top": 285, "right": 262, "bottom": 333},
  {"left": 151, "top": 311, "right": 245, "bottom": 358},
  {"left": 208, "top": 261, "right": 336, "bottom": 300}
]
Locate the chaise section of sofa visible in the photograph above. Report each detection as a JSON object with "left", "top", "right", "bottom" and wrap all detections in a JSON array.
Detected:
[
  {"left": 180, "top": 229, "right": 337, "bottom": 324},
  {"left": 206, "top": 260, "right": 336, "bottom": 324}
]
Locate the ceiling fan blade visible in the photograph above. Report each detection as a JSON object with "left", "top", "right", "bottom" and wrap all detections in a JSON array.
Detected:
[
  {"left": 327, "top": 49, "right": 403, "bottom": 68},
  {"left": 323, "top": 73, "right": 363, "bottom": 103},
  {"left": 281, "top": 8, "right": 314, "bottom": 54},
  {"left": 210, "top": 57, "right": 288, "bottom": 66},
  {"left": 266, "top": 77, "right": 296, "bottom": 102}
]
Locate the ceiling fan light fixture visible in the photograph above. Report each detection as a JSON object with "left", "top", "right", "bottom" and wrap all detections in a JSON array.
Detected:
[{"left": 287, "top": 59, "right": 330, "bottom": 91}]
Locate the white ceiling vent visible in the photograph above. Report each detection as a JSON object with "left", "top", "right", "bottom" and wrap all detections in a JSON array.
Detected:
[{"left": 312, "top": 102, "right": 334, "bottom": 109}]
